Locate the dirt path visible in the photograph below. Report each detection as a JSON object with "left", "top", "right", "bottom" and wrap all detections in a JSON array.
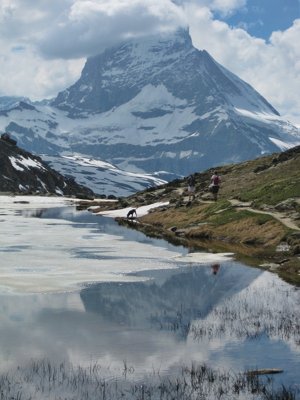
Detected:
[
  {"left": 229, "top": 199, "right": 300, "bottom": 231},
  {"left": 173, "top": 190, "right": 299, "bottom": 231}
]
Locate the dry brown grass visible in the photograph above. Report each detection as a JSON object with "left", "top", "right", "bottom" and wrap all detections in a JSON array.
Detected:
[
  {"left": 209, "top": 218, "right": 285, "bottom": 247},
  {"left": 143, "top": 207, "right": 286, "bottom": 248},
  {"left": 141, "top": 203, "right": 208, "bottom": 229}
]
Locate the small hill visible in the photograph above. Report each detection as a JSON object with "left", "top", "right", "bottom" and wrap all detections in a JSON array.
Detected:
[
  {"left": 87, "top": 145, "right": 300, "bottom": 284},
  {"left": 0, "top": 134, "right": 94, "bottom": 198}
]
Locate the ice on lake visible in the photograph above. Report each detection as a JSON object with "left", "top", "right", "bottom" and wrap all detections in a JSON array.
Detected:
[{"left": 0, "top": 195, "right": 232, "bottom": 293}]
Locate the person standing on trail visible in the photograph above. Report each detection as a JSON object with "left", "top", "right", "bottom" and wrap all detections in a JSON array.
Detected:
[
  {"left": 187, "top": 174, "right": 196, "bottom": 201},
  {"left": 210, "top": 171, "right": 221, "bottom": 201}
]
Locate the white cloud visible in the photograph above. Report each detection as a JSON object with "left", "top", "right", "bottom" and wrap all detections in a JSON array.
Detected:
[
  {"left": 0, "top": 0, "right": 299, "bottom": 124},
  {"left": 209, "top": 0, "right": 247, "bottom": 16},
  {"left": 0, "top": 0, "right": 186, "bottom": 99},
  {"left": 0, "top": 41, "right": 85, "bottom": 100},
  {"left": 186, "top": 4, "right": 300, "bottom": 123},
  {"left": 37, "top": 0, "right": 187, "bottom": 59}
]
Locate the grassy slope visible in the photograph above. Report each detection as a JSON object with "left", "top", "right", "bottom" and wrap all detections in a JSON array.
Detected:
[
  {"left": 85, "top": 146, "right": 300, "bottom": 284},
  {"left": 117, "top": 146, "right": 300, "bottom": 284}
]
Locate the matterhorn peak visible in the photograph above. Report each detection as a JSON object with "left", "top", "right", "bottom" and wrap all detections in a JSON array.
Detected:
[{"left": 1, "top": 29, "right": 299, "bottom": 195}]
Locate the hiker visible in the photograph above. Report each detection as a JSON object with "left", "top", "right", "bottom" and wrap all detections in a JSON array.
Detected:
[
  {"left": 127, "top": 209, "right": 137, "bottom": 219},
  {"left": 187, "top": 174, "right": 196, "bottom": 201},
  {"left": 210, "top": 171, "right": 221, "bottom": 201}
]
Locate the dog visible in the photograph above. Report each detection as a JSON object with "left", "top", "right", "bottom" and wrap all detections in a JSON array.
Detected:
[{"left": 127, "top": 209, "right": 137, "bottom": 219}]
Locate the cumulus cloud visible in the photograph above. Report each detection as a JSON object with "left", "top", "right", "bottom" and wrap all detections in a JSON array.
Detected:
[
  {"left": 0, "top": 41, "right": 85, "bottom": 100},
  {"left": 0, "top": 0, "right": 187, "bottom": 98},
  {"left": 0, "top": 0, "right": 248, "bottom": 60},
  {"left": 186, "top": 4, "right": 300, "bottom": 123},
  {"left": 0, "top": 0, "right": 299, "bottom": 124},
  {"left": 36, "top": 0, "right": 187, "bottom": 59}
]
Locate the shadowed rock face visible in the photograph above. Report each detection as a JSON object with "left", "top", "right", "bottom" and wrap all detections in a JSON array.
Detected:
[{"left": 0, "top": 137, "right": 94, "bottom": 198}]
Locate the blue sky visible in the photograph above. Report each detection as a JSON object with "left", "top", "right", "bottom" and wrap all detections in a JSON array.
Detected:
[
  {"left": 218, "top": 0, "right": 299, "bottom": 39},
  {"left": 0, "top": 0, "right": 299, "bottom": 124}
]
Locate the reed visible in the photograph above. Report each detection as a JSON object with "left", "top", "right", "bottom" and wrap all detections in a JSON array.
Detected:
[{"left": 0, "top": 359, "right": 297, "bottom": 399}]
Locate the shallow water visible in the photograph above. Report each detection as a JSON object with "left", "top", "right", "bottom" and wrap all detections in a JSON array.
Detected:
[{"left": 0, "top": 200, "right": 299, "bottom": 392}]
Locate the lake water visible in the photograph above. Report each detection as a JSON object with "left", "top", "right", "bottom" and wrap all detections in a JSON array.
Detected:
[{"left": 0, "top": 197, "right": 299, "bottom": 394}]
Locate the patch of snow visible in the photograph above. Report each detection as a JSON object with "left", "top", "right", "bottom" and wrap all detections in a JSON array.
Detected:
[
  {"left": 96, "top": 201, "right": 170, "bottom": 218},
  {"left": 44, "top": 154, "right": 167, "bottom": 197},
  {"left": 235, "top": 107, "right": 280, "bottom": 123},
  {"left": 180, "top": 150, "right": 192, "bottom": 159},
  {"left": 3, "top": 175, "right": 12, "bottom": 181},
  {"left": 9, "top": 155, "right": 46, "bottom": 171},
  {"left": 49, "top": 84, "right": 197, "bottom": 147},
  {"left": 36, "top": 177, "right": 48, "bottom": 192},
  {"left": 55, "top": 187, "right": 63, "bottom": 195},
  {"left": 269, "top": 137, "right": 299, "bottom": 151},
  {"left": 79, "top": 84, "right": 92, "bottom": 92},
  {"left": 10, "top": 157, "right": 24, "bottom": 171},
  {"left": 18, "top": 184, "right": 27, "bottom": 191},
  {"left": 62, "top": 154, "right": 118, "bottom": 170}
]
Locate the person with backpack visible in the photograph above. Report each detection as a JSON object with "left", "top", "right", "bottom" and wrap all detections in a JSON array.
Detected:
[
  {"left": 210, "top": 171, "right": 221, "bottom": 201},
  {"left": 187, "top": 174, "right": 196, "bottom": 201}
]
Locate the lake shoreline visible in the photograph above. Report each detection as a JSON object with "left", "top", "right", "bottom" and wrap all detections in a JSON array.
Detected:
[
  {"left": 79, "top": 195, "right": 300, "bottom": 286},
  {"left": 115, "top": 214, "right": 300, "bottom": 286},
  {"left": 1, "top": 192, "right": 299, "bottom": 286}
]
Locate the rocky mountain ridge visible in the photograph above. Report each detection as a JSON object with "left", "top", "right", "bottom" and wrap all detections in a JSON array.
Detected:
[{"left": 0, "top": 135, "right": 94, "bottom": 198}]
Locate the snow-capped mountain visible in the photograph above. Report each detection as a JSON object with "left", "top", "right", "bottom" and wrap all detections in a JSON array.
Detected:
[{"left": 0, "top": 29, "right": 299, "bottom": 195}]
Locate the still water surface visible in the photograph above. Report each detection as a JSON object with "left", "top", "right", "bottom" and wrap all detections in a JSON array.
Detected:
[{"left": 0, "top": 204, "right": 299, "bottom": 390}]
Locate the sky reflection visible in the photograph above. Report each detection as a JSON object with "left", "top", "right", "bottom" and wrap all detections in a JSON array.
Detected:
[{"left": 0, "top": 199, "right": 299, "bottom": 391}]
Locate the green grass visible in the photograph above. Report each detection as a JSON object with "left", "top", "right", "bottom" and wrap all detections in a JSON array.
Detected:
[
  {"left": 207, "top": 209, "right": 255, "bottom": 226},
  {"left": 239, "top": 178, "right": 300, "bottom": 206},
  {"left": 202, "top": 200, "right": 232, "bottom": 216}
]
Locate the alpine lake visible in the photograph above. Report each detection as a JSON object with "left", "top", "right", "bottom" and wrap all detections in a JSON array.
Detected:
[{"left": 0, "top": 197, "right": 299, "bottom": 399}]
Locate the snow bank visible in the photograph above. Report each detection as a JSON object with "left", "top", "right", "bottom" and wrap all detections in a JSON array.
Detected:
[{"left": 95, "top": 201, "right": 170, "bottom": 218}]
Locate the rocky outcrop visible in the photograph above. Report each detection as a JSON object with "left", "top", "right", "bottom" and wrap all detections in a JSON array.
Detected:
[{"left": 0, "top": 136, "right": 94, "bottom": 198}]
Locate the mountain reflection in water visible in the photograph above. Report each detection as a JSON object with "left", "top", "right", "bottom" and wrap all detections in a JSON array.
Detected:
[
  {"left": 80, "top": 264, "right": 300, "bottom": 388},
  {"left": 80, "top": 263, "right": 260, "bottom": 339},
  {"left": 0, "top": 204, "right": 299, "bottom": 391}
]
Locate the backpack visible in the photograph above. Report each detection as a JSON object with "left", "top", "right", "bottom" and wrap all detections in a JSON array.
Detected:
[{"left": 213, "top": 175, "right": 220, "bottom": 185}]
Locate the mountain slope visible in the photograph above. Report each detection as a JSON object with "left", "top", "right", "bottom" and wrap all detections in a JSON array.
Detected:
[
  {"left": 0, "top": 136, "right": 94, "bottom": 197},
  {"left": 0, "top": 30, "right": 299, "bottom": 195},
  {"left": 52, "top": 29, "right": 276, "bottom": 117},
  {"left": 51, "top": 29, "right": 299, "bottom": 171}
]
